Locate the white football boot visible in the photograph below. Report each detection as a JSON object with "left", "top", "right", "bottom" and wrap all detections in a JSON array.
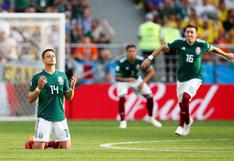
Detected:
[
  {"left": 143, "top": 116, "right": 162, "bottom": 128},
  {"left": 119, "top": 120, "right": 127, "bottom": 129},
  {"left": 149, "top": 117, "right": 162, "bottom": 128},
  {"left": 183, "top": 117, "right": 194, "bottom": 136},
  {"left": 175, "top": 126, "right": 184, "bottom": 136}
]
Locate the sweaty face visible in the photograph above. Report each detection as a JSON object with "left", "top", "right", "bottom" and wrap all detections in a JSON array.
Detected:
[
  {"left": 127, "top": 47, "right": 136, "bottom": 62},
  {"left": 184, "top": 27, "right": 198, "bottom": 43},
  {"left": 43, "top": 51, "right": 56, "bottom": 66}
]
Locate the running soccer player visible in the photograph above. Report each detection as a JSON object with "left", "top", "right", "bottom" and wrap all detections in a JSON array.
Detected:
[
  {"left": 141, "top": 24, "right": 234, "bottom": 136},
  {"left": 25, "top": 49, "right": 78, "bottom": 149},
  {"left": 115, "top": 44, "right": 162, "bottom": 128}
]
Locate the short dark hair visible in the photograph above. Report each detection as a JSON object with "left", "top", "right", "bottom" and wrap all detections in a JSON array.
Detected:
[
  {"left": 184, "top": 24, "right": 198, "bottom": 32},
  {"left": 42, "top": 49, "right": 55, "bottom": 58},
  {"left": 125, "top": 44, "right": 136, "bottom": 51}
]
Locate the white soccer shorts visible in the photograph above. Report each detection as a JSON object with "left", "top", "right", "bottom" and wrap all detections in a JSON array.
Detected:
[
  {"left": 117, "top": 76, "right": 152, "bottom": 97},
  {"left": 177, "top": 78, "right": 202, "bottom": 103},
  {"left": 34, "top": 118, "right": 70, "bottom": 142}
]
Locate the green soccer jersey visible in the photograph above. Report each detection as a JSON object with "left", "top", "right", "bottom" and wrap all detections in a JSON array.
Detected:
[
  {"left": 168, "top": 38, "right": 211, "bottom": 82},
  {"left": 29, "top": 70, "right": 71, "bottom": 121},
  {"left": 115, "top": 56, "right": 144, "bottom": 79}
]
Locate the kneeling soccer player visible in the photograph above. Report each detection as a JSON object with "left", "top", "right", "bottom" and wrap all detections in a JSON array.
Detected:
[{"left": 25, "top": 49, "right": 78, "bottom": 149}]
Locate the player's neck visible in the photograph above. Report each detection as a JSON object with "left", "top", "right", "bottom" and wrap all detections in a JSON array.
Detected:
[
  {"left": 186, "top": 39, "right": 195, "bottom": 45},
  {"left": 44, "top": 66, "right": 56, "bottom": 74}
]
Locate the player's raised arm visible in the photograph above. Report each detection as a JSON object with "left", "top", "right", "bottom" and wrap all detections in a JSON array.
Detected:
[
  {"left": 27, "top": 75, "right": 47, "bottom": 103},
  {"left": 209, "top": 45, "right": 234, "bottom": 61},
  {"left": 65, "top": 74, "right": 78, "bottom": 100},
  {"left": 141, "top": 44, "right": 169, "bottom": 69}
]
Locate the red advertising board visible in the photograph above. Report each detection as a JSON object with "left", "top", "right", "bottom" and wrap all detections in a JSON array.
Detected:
[{"left": 65, "top": 84, "right": 234, "bottom": 120}]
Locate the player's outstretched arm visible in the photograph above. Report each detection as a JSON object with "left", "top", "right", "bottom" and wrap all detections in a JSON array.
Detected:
[
  {"left": 143, "top": 66, "right": 155, "bottom": 83},
  {"left": 65, "top": 75, "right": 78, "bottom": 100},
  {"left": 27, "top": 76, "right": 47, "bottom": 103},
  {"left": 210, "top": 45, "right": 234, "bottom": 61},
  {"left": 141, "top": 44, "right": 169, "bottom": 69}
]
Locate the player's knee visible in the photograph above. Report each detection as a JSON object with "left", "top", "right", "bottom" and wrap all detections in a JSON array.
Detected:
[
  {"left": 182, "top": 92, "right": 191, "bottom": 103},
  {"left": 144, "top": 94, "right": 153, "bottom": 99}
]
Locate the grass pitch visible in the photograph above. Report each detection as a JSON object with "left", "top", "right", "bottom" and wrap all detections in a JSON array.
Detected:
[{"left": 0, "top": 120, "right": 234, "bottom": 161}]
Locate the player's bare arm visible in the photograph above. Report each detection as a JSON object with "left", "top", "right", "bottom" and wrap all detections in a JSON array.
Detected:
[
  {"left": 141, "top": 44, "right": 169, "bottom": 69},
  {"left": 210, "top": 45, "right": 234, "bottom": 61},
  {"left": 138, "top": 66, "right": 155, "bottom": 90},
  {"left": 27, "top": 75, "right": 47, "bottom": 103},
  {"left": 115, "top": 76, "right": 136, "bottom": 83},
  {"left": 65, "top": 74, "right": 78, "bottom": 100}
]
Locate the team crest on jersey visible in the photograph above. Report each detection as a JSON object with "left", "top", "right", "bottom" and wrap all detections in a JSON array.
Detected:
[
  {"left": 58, "top": 76, "right": 64, "bottom": 85},
  {"left": 195, "top": 47, "right": 201, "bottom": 55}
]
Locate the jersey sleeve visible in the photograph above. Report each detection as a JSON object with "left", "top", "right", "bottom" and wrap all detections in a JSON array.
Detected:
[
  {"left": 29, "top": 75, "right": 38, "bottom": 92},
  {"left": 167, "top": 40, "right": 180, "bottom": 50},
  {"left": 115, "top": 61, "right": 123, "bottom": 77},
  {"left": 203, "top": 41, "right": 211, "bottom": 52},
  {"left": 63, "top": 73, "right": 71, "bottom": 92}
]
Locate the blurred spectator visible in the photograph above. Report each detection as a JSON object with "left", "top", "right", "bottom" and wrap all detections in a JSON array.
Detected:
[
  {"left": 70, "top": 0, "right": 88, "bottom": 19},
  {"left": 73, "top": 36, "right": 98, "bottom": 62},
  {"left": 218, "top": 0, "right": 228, "bottom": 22},
  {"left": 138, "top": 12, "right": 163, "bottom": 63},
  {"left": 199, "top": 18, "right": 216, "bottom": 43},
  {"left": 70, "top": 21, "right": 83, "bottom": 43},
  {"left": 14, "top": 0, "right": 31, "bottom": 12},
  {"left": 91, "top": 19, "right": 115, "bottom": 43},
  {"left": 225, "top": 0, "right": 234, "bottom": 10},
  {"left": 145, "top": 0, "right": 164, "bottom": 12},
  {"left": 175, "top": 0, "right": 193, "bottom": 19},
  {"left": 194, "top": 0, "right": 217, "bottom": 19},
  {"left": 78, "top": 6, "right": 93, "bottom": 36},
  {"left": 181, "top": 8, "right": 204, "bottom": 32},
  {"left": 161, "top": 19, "right": 181, "bottom": 82},
  {"left": 95, "top": 48, "right": 115, "bottom": 83},
  {"left": 223, "top": 9, "right": 234, "bottom": 32},
  {"left": 159, "top": 0, "right": 178, "bottom": 19},
  {"left": 0, "top": 31, "right": 17, "bottom": 61},
  {"left": 25, "top": 5, "right": 37, "bottom": 12}
]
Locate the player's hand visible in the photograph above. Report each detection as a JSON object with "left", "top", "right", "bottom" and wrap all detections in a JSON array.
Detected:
[
  {"left": 38, "top": 75, "right": 47, "bottom": 89},
  {"left": 137, "top": 82, "right": 144, "bottom": 90},
  {"left": 226, "top": 53, "right": 234, "bottom": 61},
  {"left": 128, "top": 77, "right": 136, "bottom": 83},
  {"left": 141, "top": 59, "right": 151, "bottom": 70},
  {"left": 70, "top": 74, "right": 78, "bottom": 89}
]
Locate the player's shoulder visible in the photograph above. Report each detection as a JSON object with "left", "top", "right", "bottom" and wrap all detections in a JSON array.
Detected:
[
  {"left": 168, "top": 38, "right": 184, "bottom": 45},
  {"left": 55, "top": 70, "right": 67, "bottom": 77},
  {"left": 118, "top": 57, "right": 127, "bottom": 64},
  {"left": 195, "top": 38, "right": 210, "bottom": 48},
  {"left": 32, "top": 70, "right": 43, "bottom": 78},
  {"left": 136, "top": 55, "right": 144, "bottom": 61}
]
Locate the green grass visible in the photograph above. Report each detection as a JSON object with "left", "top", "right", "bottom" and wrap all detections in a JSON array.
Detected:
[{"left": 0, "top": 120, "right": 234, "bottom": 161}]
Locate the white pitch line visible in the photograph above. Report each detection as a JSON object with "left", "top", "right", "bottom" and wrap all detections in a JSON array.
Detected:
[{"left": 100, "top": 138, "right": 234, "bottom": 152}]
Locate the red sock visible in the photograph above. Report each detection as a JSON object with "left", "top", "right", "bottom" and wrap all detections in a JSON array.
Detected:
[
  {"left": 182, "top": 92, "right": 191, "bottom": 125},
  {"left": 119, "top": 97, "right": 126, "bottom": 121},
  {"left": 47, "top": 141, "right": 59, "bottom": 149},
  {"left": 145, "top": 95, "right": 153, "bottom": 117},
  {"left": 25, "top": 140, "right": 34, "bottom": 149},
  {"left": 179, "top": 103, "right": 185, "bottom": 127}
]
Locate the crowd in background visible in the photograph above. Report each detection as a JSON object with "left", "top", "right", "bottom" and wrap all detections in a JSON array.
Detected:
[
  {"left": 0, "top": 0, "right": 116, "bottom": 84},
  {"left": 0, "top": 0, "right": 233, "bottom": 84},
  {"left": 134, "top": 0, "right": 234, "bottom": 52}
]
